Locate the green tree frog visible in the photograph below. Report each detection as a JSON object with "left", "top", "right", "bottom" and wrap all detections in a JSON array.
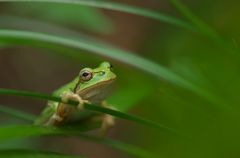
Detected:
[{"left": 34, "top": 62, "right": 116, "bottom": 137}]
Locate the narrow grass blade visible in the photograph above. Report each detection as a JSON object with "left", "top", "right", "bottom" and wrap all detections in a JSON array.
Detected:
[
  {"left": 232, "top": 38, "right": 239, "bottom": 50},
  {"left": 0, "top": 88, "right": 190, "bottom": 140},
  {"left": 0, "top": 149, "right": 84, "bottom": 158},
  {"left": 167, "top": 0, "right": 218, "bottom": 37},
  {"left": 75, "top": 134, "right": 161, "bottom": 158},
  {"left": 0, "top": 126, "right": 160, "bottom": 157},
  {"left": 0, "top": 123, "right": 99, "bottom": 141},
  {"left": 0, "top": 0, "right": 199, "bottom": 33},
  {"left": 0, "top": 0, "right": 235, "bottom": 52},
  {"left": 0, "top": 104, "right": 37, "bottom": 122},
  {"left": 0, "top": 29, "right": 231, "bottom": 111},
  {"left": 166, "top": 0, "right": 236, "bottom": 53},
  {"left": 0, "top": 105, "right": 161, "bottom": 157}
]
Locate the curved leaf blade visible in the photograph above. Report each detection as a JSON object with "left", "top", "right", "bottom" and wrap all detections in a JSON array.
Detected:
[
  {"left": 0, "top": 128, "right": 160, "bottom": 158},
  {"left": 0, "top": 149, "right": 84, "bottom": 158},
  {"left": 0, "top": 30, "right": 202, "bottom": 94},
  {"left": 167, "top": 0, "right": 218, "bottom": 37},
  {"left": 0, "top": 88, "right": 190, "bottom": 140},
  {"left": 0, "top": 123, "right": 99, "bottom": 141},
  {"left": 76, "top": 134, "right": 161, "bottom": 158},
  {"left": 0, "top": 104, "right": 37, "bottom": 122},
  {"left": 0, "top": 29, "right": 230, "bottom": 111},
  {"left": 0, "top": 0, "right": 199, "bottom": 33}
]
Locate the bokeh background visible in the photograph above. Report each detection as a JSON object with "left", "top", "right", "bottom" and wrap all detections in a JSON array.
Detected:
[{"left": 1, "top": 0, "right": 240, "bottom": 157}]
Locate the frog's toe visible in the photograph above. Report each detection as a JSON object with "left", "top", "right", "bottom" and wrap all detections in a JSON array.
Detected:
[
  {"left": 53, "top": 113, "right": 63, "bottom": 122},
  {"left": 77, "top": 99, "right": 90, "bottom": 110},
  {"left": 77, "top": 101, "right": 84, "bottom": 110}
]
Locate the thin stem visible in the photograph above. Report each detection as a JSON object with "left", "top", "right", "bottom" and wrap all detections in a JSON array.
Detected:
[
  {"left": 167, "top": 0, "right": 219, "bottom": 37},
  {"left": 232, "top": 38, "right": 239, "bottom": 50},
  {"left": 0, "top": 104, "right": 37, "bottom": 122},
  {"left": 167, "top": 0, "right": 236, "bottom": 54},
  {"left": 0, "top": 88, "right": 191, "bottom": 140},
  {"left": 0, "top": 0, "right": 199, "bottom": 33},
  {"left": 75, "top": 134, "right": 162, "bottom": 158}
]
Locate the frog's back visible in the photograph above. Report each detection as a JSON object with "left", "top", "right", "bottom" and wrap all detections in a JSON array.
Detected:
[{"left": 53, "top": 77, "right": 79, "bottom": 96}]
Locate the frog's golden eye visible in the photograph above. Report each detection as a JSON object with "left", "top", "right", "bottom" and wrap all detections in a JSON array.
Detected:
[
  {"left": 80, "top": 70, "right": 92, "bottom": 81},
  {"left": 110, "top": 64, "right": 113, "bottom": 72}
]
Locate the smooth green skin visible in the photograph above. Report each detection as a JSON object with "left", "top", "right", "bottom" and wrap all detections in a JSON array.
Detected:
[{"left": 34, "top": 62, "right": 116, "bottom": 125}]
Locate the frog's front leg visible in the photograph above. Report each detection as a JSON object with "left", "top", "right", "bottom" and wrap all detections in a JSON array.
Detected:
[
  {"left": 53, "top": 90, "right": 90, "bottom": 123},
  {"left": 61, "top": 92, "right": 91, "bottom": 110}
]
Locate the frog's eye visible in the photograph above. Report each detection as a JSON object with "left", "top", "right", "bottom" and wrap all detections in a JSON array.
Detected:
[
  {"left": 110, "top": 64, "right": 113, "bottom": 72},
  {"left": 80, "top": 70, "right": 92, "bottom": 81}
]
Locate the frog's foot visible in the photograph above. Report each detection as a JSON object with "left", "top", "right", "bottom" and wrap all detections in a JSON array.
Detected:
[
  {"left": 89, "top": 105, "right": 116, "bottom": 138},
  {"left": 52, "top": 113, "right": 64, "bottom": 122},
  {"left": 55, "top": 102, "right": 68, "bottom": 122},
  {"left": 98, "top": 113, "right": 115, "bottom": 138},
  {"left": 76, "top": 99, "right": 91, "bottom": 111},
  {"left": 61, "top": 93, "right": 89, "bottom": 111},
  {"left": 93, "top": 105, "right": 116, "bottom": 138}
]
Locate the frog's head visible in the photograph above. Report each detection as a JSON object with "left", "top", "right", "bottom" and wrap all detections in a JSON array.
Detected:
[{"left": 78, "top": 62, "right": 116, "bottom": 92}]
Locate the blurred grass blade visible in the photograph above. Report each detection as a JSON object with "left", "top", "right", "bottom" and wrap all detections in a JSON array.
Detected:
[
  {"left": 0, "top": 104, "right": 161, "bottom": 157},
  {"left": 0, "top": 102, "right": 160, "bottom": 157},
  {"left": 75, "top": 134, "right": 161, "bottom": 158},
  {"left": 0, "top": 29, "right": 231, "bottom": 111},
  {"left": 0, "top": 0, "right": 199, "bottom": 33},
  {"left": 0, "top": 88, "right": 190, "bottom": 140},
  {"left": 5, "top": 3, "right": 113, "bottom": 33},
  {"left": 0, "top": 149, "right": 83, "bottom": 158},
  {"left": 0, "top": 104, "right": 37, "bottom": 122},
  {"left": 0, "top": 14, "right": 96, "bottom": 40},
  {"left": 107, "top": 83, "right": 155, "bottom": 112},
  {"left": 166, "top": 0, "right": 236, "bottom": 53},
  {"left": 0, "top": 128, "right": 160, "bottom": 157},
  {"left": 158, "top": 88, "right": 214, "bottom": 119},
  {"left": 0, "top": 124, "right": 99, "bottom": 141},
  {"left": 232, "top": 38, "right": 239, "bottom": 50},
  {"left": 167, "top": 0, "right": 218, "bottom": 38},
  {"left": 0, "top": 0, "right": 234, "bottom": 52}
]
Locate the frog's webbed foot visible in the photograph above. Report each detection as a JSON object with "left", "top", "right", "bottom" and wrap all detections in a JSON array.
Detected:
[
  {"left": 99, "top": 113, "right": 115, "bottom": 138},
  {"left": 91, "top": 104, "right": 116, "bottom": 138},
  {"left": 61, "top": 93, "right": 90, "bottom": 111}
]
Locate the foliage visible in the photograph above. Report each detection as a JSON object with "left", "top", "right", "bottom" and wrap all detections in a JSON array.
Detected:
[{"left": 0, "top": 0, "right": 239, "bottom": 157}]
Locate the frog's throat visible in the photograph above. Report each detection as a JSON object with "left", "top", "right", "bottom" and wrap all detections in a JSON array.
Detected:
[{"left": 79, "top": 77, "right": 116, "bottom": 93}]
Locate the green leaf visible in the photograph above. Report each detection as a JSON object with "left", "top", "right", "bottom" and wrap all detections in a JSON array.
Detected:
[
  {"left": 167, "top": 0, "right": 218, "bottom": 38},
  {"left": 1, "top": 0, "right": 234, "bottom": 52},
  {"left": 7, "top": 3, "right": 113, "bottom": 33},
  {"left": 0, "top": 105, "right": 37, "bottom": 122},
  {"left": 0, "top": 42, "right": 10, "bottom": 48},
  {"left": 0, "top": 88, "right": 190, "bottom": 140},
  {"left": 0, "top": 130, "right": 160, "bottom": 158},
  {"left": 0, "top": 0, "right": 199, "bottom": 33},
  {"left": 76, "top": 134, "right": 161, "bottom": 158},
  {"left": 166, "top": 0, "right": 236, "bottom": 53},
  {"left": 107, "top": 82, "right": 155, "bottom": 112},
  {"left": 0, "top": 123, "right": 99, "bottom": 141},
  {"left": 0, "top": 29, "right": 231, "bottom": 111},
  {"left": 0, "top": 149, "right": 84, "bottom": 158}
]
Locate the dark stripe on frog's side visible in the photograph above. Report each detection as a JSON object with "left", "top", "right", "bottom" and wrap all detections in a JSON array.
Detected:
[{"left": 73, "top": 80, "right": 81, "bottom": 93}]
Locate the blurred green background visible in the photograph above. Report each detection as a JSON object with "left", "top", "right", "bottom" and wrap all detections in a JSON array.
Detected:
[{"left": 0, "top": 0, "right": 240, "bottom": 157}]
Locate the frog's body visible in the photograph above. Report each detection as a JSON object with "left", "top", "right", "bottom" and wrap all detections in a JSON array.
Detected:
[{"left": 34, "top": 62, "right": 116, "bottom": 136}]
